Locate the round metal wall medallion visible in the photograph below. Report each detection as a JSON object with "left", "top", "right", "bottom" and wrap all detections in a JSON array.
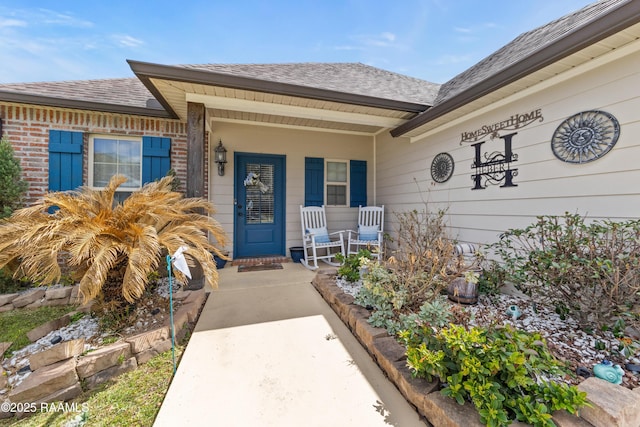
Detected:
[
  {"left": 431, "top": 152, "right": 454, "bottom": 183},
  {"left": 551, "top": 110, "right": 620, "bottom": 164}
]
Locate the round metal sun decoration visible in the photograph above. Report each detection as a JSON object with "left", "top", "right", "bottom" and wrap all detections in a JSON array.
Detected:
[
  {"left": 431, "top": 152, "right": 454, "bottom": 183},
  {"left": 551, "top": 110, "right": 620, "bottom": 164}
]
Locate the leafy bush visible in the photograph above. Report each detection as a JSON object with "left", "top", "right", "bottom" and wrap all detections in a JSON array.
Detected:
[
  {"left": 387, "top": 208, "right": 464, "bottom": 309},
  {"left": 335, "top": 249, "right": 372, "bottom": 283},
  {"left": 492, "top": 212, "right": 640, "bottom": 330},
  {"left": 400, "top": 324, "right": 589, "bottom": 427},
  {"left": 0, "top": 175, "right": 227, "bottom": 310},
  {"left": 0, "top": 137, "right": 28, "bottom": 219}
]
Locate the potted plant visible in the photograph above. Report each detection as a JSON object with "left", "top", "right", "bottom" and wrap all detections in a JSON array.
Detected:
[{"left": 213, "top": 250, "right": 230, "bottom": 269}]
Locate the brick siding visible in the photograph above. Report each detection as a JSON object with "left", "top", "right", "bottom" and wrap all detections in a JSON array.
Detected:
[{"left": 0, "top": 102, "right": 208, "bottom": 206}]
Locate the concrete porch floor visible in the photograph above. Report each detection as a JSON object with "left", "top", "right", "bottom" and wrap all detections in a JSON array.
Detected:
[{"left": 153, "top": 262, "right": 427, "bottom": 426}]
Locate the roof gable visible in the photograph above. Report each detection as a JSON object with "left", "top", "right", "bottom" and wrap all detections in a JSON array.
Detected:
[{"left": 178, "top": 63, "right": 439, "bottom": 106}]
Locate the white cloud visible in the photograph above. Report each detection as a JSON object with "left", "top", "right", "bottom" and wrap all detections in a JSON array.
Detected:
[
  {"left": 0, "top": 18, "right": 27, "bottom": 28},
  {"left": 37, "top": 8, "right": 93, "bottom": 28},
  {"left": 112, "top": 34, "right": 145, "bottom": 48}
]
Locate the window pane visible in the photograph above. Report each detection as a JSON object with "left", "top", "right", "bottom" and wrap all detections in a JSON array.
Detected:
[
  {"left": 119, "top": 140, "right": 141, "bottom": 163},
  {"left": 93, "top": 163, "right": 114, "bottom": 187},
  {"left": 327, "top": 161, "right": 347, "bottom": 182},
  {"left": 118, "top": 164, "right": 141, "bottom": 188},
  {"left": 245, "top": 163, "right": 275, "bottom": 224},
  {"left": 92, "top": 137, "right": 142, "bottom": 189},
  {"left": 327, "top": 184, "right": 346, "bottom": 206},
  {"left": 94, "top": 139, "right": 117, "bottom": 163}
]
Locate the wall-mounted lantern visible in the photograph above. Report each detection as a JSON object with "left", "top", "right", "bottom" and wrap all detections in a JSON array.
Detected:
[{"left": 214, "top": 140, "right": 227, "bottom": 176}]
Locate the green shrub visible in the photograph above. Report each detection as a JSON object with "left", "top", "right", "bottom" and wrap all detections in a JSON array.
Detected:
[
  {"left": 0, "top": 137, "right": 28, "bottom": 219},
  {"left": 335, "top": 249, "right": 372, "bottom": 283},
  {"left": 492, "top": 212, "right": 640, "bottom": 330},
  {"left": 400, "top": 324, "right": 589, "bottom": 427}
]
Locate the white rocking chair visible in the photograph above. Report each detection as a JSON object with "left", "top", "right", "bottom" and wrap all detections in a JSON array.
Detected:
[
  {"left": 300, "top": 205, "right": 345, "bottom": 270},
  {"left": 347, "top": 205, "right": 384, "bottom": 260}
]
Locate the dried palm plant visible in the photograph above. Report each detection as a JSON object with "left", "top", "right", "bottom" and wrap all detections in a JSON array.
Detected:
[{"left": 0, "top": 175, "right": 227, "bottom": 304}]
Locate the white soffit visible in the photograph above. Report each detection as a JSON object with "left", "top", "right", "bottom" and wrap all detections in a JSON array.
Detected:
[{"left": 150, "top": 78, "right": 414, "bottom": 134}]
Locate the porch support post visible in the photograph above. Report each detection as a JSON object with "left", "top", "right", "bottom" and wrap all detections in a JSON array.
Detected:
[{"left": 187, "top": 102, "right": 205, "bottom": 198}]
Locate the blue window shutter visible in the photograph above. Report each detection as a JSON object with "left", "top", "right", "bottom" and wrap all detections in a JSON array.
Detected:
[
  {"left": 350, "top": 160, "right": 367, "bottom": 207},
  {"left": 304, "top": 157, "right": 324, "bottom": 207},
  {"left": 142, "top": 136, "right": 171, "bottom": 184},
  {"left": 48, "top": 130, "right": 83, "bottom": 191}
]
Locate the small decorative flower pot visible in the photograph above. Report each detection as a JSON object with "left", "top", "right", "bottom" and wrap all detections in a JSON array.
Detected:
[
  {"left": 447, "top": 268, "right": 482, "bottom": 305},
  {"left": 289, "top": 247, "right": 305, "bottom": 263}
]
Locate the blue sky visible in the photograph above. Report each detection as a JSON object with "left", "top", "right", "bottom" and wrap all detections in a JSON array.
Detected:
[{"left": 0, "top": 0, "right": 593, "bottom": 84}]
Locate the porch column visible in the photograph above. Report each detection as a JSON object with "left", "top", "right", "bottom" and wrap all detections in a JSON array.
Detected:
[{"left": 186, "top": 102, "right": 205, "bottom": 198}]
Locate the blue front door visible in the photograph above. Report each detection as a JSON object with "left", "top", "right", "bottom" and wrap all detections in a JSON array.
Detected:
[{"left": 234, "top": 153, "right": 286, "bottom": 258}]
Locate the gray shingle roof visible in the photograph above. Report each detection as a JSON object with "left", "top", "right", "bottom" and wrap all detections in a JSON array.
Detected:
[
  {"left": 434, "top": 0, "right": 627, "bottom": 104},
  {"left": 0, "top": 77, "right": 158, "bottom": 110},
  {"left": 179, "top": 62, "right": 440, "bottom": 106}
]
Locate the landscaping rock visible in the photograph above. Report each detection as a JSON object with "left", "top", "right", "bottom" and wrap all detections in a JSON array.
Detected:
[
  {"left": 0, "top": 305, "right": 14, "bottom": 313},
  {"left": 578, "top": 377, "right": 640, "bottom": 427},
  {"left": 43, "top": 298, "right": 73, "bottom": 307},
  {"left": 422, "top": 391, "right": 484, "bottom": 427},
  {"left": 0, "top": 293, "right": 19, "bottom": 307},
  {"left": 29, "top": 338, "right": 85, "bottom": 371},
  {"left": 26, "top": 313, "right": 71, "bottom": 342},
  {"left": 333, "top": 292, "right": 355, "bottom": 323},
  {"left": 0, "top": 342, "right": 12, "bottom": 357},
  {"left": 347, "top": 305, "right": 370, "bottom": 331},
  {"left": 164, "top": 303, "right": 192, "bottom": 332},
  {"left": 11, "top": 289, "right": 46, "bottom": 308},
  {"left": 0, "top": 367, "right": 7, "bottom": 390},
  {"left": 135, "top": 338, "right": 172, "bottom": 365},
  {"left": 125, "top": 326, "right": 169, "bottom": 354},
  {"left": 552, "top": 410, "right": 594, "bottom": 427},
  {"left": 36, "top": 381, "right": 82, "bottom": 405},
  {"left": 83, "top": 356, "right": 137, "bottom": 390},
  {"left": 371, "top": 336, "right": 407, "bottom": 373},
  {"left": 354, "top": 316, "right": 388, "bottom": 348},
  {"left": 8, "top": 358, "right": 78, "bottom": 403},
  {"left": 69, "top": 285, "right": 82, "bottom": 305},
  {"left": 171, "top": 290, "right": 190, "bottom": 301},
  {"left": 45, "top": 287, "right": 72, "bottom": 300},
  {"left": 75, "top": 341, "right": 131, "bottom": 380},
  {"left": 184, "top": 288, "right": 207, "bottom": 307}
]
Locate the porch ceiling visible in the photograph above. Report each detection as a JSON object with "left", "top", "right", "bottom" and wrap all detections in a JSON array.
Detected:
[
  {"left": 400, "top": 22, "right": 640, "bottom": 140},
  {"left": 148, "top": 78, "right": 417, "bottom": 135}
]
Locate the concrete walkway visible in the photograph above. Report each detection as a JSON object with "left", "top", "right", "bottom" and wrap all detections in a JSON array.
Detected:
[{"left": 154, "top": 262, "right": 427, "bottom": 427}]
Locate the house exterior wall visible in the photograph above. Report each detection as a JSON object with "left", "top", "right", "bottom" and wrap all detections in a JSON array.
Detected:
[
  {"left": 0, "top": 102, "right": 189, "bottom": 205},
  {"left": 208, "top": 121, "right": 374, "bottom": 255},
  {"left": 377, "top": 46, "right": 640, "bottom": 249}
]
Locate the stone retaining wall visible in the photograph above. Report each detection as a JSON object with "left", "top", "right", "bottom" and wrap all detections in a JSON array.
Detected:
[
  {"left": 0, "top": 285, "right": 85, "bottom": 313},
  {"left": 312, "top": 269, "right": 640, "bottom": 427},
  {"left": 0, "top": 287, "right": 207, "bottom": 420}
]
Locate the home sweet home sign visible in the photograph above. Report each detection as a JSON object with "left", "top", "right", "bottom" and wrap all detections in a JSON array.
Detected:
[{"left": 461, "top": 109, "right": 543, "bottom": 190}]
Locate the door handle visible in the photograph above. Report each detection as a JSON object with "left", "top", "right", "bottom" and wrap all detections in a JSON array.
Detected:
[
  {"left": 237, "top": 204, "right": 243, "bottom": 209},
  {"left": 237, "top": 212, "right": 244, "bottom": 217}
]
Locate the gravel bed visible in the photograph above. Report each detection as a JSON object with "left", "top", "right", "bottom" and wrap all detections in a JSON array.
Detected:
[{"left": 335, "top": 277, "right": 640, "bottom": 389}]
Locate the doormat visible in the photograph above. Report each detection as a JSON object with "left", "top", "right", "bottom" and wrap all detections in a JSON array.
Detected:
[{"left": 237, "top": 263, "right": 283, "bottom": 273}]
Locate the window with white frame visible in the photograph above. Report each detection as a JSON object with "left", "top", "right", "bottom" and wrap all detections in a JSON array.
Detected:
[
  {"left": 325, "top": 160, "right": 349, "bottom": 206},
  {"left": 89, "top": 135, "right": 142, "bottom": 200}
]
